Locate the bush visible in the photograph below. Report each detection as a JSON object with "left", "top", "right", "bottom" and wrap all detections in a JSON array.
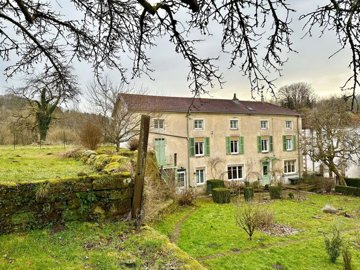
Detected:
[
  {"left": 212, "top": 188, "right": 231, "bottom": 204},
  {"left": 324, "top": 226, "right": 343, "bottom": 263},
  {"left": 264, "top": 184, "right": 269, "bottom": 191},
  {"left": 269, "top": 186, "right": 282, "bottom": 199},
  {"left": 345, "top": 178, "right": 360, "bottom": 187},
  {"left": 234, "top": 203, "right": 262, "bottom": 240},
  {"left": 288, "top": 192, "right": 295, "bottom": 200},
  {"left": 79, "top": 122, "right": 102, "bottom": 150},
  {"left": 206, "top": 179, "right": 225, "bottom": 195},
  {"left": 243, "top": 187, "right": 254, "bottom": 201},
  {"left": 177, "top": 188, "right": 197, "bottom": 206},
  {"left": 127, "top": 137, "right": 139, "bottom": 151},
  {"left": 251, "top": 181, "right": 260, "bottom": 189},
  {"left": 257, "top": 209, "right": 275, "bottom": 230},
  {"left": 335, "top": 186, "right": 360, "bottom": 196},
  {"left": 342, "top": 245, "right": 352, "bottom": 270}
]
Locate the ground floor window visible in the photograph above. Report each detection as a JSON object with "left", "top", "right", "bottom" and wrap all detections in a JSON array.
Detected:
[
  {"left": 195, "top": 168, "right": 205, "bottom": 185},
  {"left": 227, "top": 165, "right": 244, "bottom": 180},
  {"left": 284, "top": 160, "right": 296, "bottom": 174},
  {"left": 177, "top": 170, "right": 186, "bottom": 187}
]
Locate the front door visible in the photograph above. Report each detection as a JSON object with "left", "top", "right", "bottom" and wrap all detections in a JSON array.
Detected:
[
  {"left": 154, "top": 138, "right": 166, "bottom": 166},
  {"left": 262, "top": 161, "right": 270, "bottom": 185}
]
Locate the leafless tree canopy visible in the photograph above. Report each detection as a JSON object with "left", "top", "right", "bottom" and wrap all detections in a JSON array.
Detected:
[
  {"left": 277, "top": 82, "right": 316, "bottom": 111},
  {"left": 0, "top": 1, "right": 359, "bottom": 109}
]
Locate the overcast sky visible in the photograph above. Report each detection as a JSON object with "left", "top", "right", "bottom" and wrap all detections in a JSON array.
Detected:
[{"left": 0, "top": 0, "right": 353, "bottom": 104}]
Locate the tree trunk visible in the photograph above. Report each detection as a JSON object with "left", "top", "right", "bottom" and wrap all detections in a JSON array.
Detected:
[
  {"left": 327, "top": 162, "right": 347, "bottom": 186},
  {"left": 36, "top": 112, "right": 52, "bottom": 142},
  {"left": 116, "top": 141, "right": 120, "bottom": 152}
]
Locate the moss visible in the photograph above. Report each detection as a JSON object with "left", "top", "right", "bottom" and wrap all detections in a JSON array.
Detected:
[
  {"left": 11, "top": 211, "right": 35, "bottom": 225},
  {"left": 110, "top": 155, "right": 127, "bottom": 163},
  {"left": 94, "top": 154, "right": 112, "bottom": 171}
]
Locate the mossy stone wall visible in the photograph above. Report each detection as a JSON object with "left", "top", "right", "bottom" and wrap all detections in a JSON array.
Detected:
[{"left": 0, "top": 173, "right": 133, "bottom": 234}]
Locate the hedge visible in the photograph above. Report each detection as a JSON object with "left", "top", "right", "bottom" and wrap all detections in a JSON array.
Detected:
[
  {"left": 243, "top": 187, "right": 254, "bottom": 201},
  {"left": 212, "top": 188, "right": 231, "bottom": 204},
  {"left": 345, "top": 178, "right": 360, "bottom": 188},
  {"left": 206, "top": 179, "right": 225, "bottom": 194},
  {"left": 269, "top": 186, "right": 282, "bottom": 199},
  {"left": 335, "top": 185, "right": 360, "bottom": 196}
]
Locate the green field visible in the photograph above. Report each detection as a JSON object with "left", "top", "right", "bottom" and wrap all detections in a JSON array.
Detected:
[
  {"left": 154, "top": 193, "right": 360, "bottom": 270},
  {"left": 0, "top": 146, "right": 93, "bottom": 183}
]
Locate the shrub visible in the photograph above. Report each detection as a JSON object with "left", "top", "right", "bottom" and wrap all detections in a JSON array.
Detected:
[
  {"left": 234, "top": 203, "right": 261, "bottom": 240},
  {"left": 269, "top": 186, "right": 282, "bottom": 199},
  {"left": 257, "top": 209, "right": 274, "bottom": 230},
  {"left": 177, "top": 188, "right": 197, "bottom": 206},
  {"left": 345, "top": 178, "right": 360, "bottom": 188},
  {"left": 212, "top": 188, "right": 231, "bottom": 204},
  {"left": 243, "top": 187, "right": 254, "bottom": 201},
  {"left": 264, "top": 184, "right": 269, "bottom": 191},
  {"left": 335, "top": 186, "right": 360, "bottom": 196},
  {"left": 206, "top": 179, "right": 225, "bottom": 195},
  {"left": 225, "top": 180, "right": 243, "bottom": 195},
  {"left": 79, "top": 122, "right": 102, "bottom": 150},
  {"left": 342, "top": 245, "right": 352, "bottom": 270},
  {"left": 127, "top": 137, "right": 139, "bottom": 151},
  {"left": 251, "top": 181, "right": 260, "bottom": 189},
  {"left": 324, "top": 226, "right": 343, "bottom": 263},
  {"left": 288, "top": 192, "right": 295, "bottom": 200}
]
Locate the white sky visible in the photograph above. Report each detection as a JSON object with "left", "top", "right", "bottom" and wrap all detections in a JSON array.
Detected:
[{"left": 0, "top": 0, "right": 353, "bottom": 105}]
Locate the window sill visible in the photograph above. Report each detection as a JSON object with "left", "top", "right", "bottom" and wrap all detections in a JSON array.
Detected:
[
  {"left": 196, "top": 183, "right": 205, "bottom": 186},
  {"left": 194, "top": 155, "right": 205, "bottom": 157},
  {"left": 284, "top": 172, "right": 297, "bottom": 175}
]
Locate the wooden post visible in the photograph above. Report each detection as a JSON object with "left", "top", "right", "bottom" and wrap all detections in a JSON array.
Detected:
[{"left": 131, "top": 115, "right": 150, "bottom": 219}]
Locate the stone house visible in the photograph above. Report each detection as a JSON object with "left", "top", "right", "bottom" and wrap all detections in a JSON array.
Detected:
[{"left": 117, "top": 93, "right": 302, "bottom": 189}]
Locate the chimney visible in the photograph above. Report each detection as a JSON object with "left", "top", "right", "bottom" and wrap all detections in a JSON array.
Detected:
[
  {"left": 233, "top": 93, "right": 238, "bottom": 101},
  {"left": 232, "top": 93, "right": 240, "bottom": 104}
]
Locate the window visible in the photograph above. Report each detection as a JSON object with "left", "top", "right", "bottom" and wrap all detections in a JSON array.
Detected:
[
  {"left": 284, "top": 160, "right": 296, "bottom": 174},
  {"left": 260, "top": 120, "right": 268, "bottom": 129},
  {"left": 282, "top": 135, "right": 296, "bottom": 152},
  {"left": 195, "top": 140, "right": 204, "bottom": 156},
  {"left": 257, "top": 136, "right": 273, "bottom": 153},
  {"left": 230, "top": 139, "right": 239, "bottom": 154},
  {"left": 261, "top": 138, "right": 269, "bottom": 152},
  {"left": 194, "top": 119, "right": 204, "bottom": 130},
  {"left": 286, "top": 138, "right": 293, "bottom": 151},
  {"left": 230, "top": 119, "right": 238, "bottom": 129},
  {"left": 189, "top": 137, "right": 210, "bottom": 157},
  {"left": 285, "top": 120, "right": 292, "bottom": 129},
  {"left": 227, "top": 165, "right": 243, "bottom": 180},
  {"left": 195, "top": 168, "right": 205, "bottom": 185},
  {"left": 177, "top": 170, "right": 186, "bottom": 187},
  {"left": 154, "top": 119, "right": 164, "bottom": 129}
]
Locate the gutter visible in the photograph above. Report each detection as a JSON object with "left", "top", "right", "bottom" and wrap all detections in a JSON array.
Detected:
[
  {"left": 186, "top": 112, "right": 191, "bottom": 188},
  {"left": 297, "top": 116, "right": 302, "bottom": 178}
]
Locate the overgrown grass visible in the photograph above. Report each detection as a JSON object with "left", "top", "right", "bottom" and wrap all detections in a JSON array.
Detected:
[
  {"left": 0, "top": 221, "right": 205, "bottom": 270},
  {"left": 154, "top": 193, "right": 360, "bottom": 270},
  {"left": 0, "top": 145, "right": 93, "bottom": 183}
]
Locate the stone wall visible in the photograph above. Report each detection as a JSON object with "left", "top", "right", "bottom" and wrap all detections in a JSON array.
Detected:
[{"left": 0, "top": 173, "right": 133, "bottom": 234}]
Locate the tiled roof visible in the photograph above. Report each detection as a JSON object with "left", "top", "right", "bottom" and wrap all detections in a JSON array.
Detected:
[{"left": 119, "top": 93, "right": 300, "bottom": 116}]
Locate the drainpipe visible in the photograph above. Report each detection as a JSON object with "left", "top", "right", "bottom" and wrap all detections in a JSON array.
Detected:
[
  {"left": 297, "top": 115, "right": 302, "bottom": 178},
  {"left": 186, "top": 113, "right": 191, "bottom": 188}
]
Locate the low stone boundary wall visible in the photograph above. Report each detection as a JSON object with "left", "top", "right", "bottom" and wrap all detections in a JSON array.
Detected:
[{"left": 0, "top": 173, "right": 133, "bottom": 234}]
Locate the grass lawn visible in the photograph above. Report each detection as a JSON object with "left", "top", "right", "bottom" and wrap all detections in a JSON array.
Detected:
[
  {"left": 0, "top": 221, "right": 205, "bottom": 270},
  {"left": 0, "top": 145, "right": 93, "bottom": 183},
  {"left": 153, "top": 193, "right": 360, "bottom": 270}
]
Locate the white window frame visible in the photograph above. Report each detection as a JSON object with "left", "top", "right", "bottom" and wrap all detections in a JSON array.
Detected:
[
  {"left": 285, "top": 120, "right": 292, "bottom": 129},
  {"left": 195, "top": 168, "right": 206, "bottom": 185},
  {"left": 284, "top": 160, "right": 296, "bottom": 174},
  {"left": 194, "top": 141, "right": 204, "bottom": 156},
  {"left": 177, "top": 171, "right": 186, "bottom": 187},
  {"left": 260, "top": 120, "right": 269, "bottom": 130},
  {"left": 227, "top": 164, "right": 244, "bottom": 180},
  {"left": 286, "top": 137, "right": 293, "bottom": 151},
  {"left": 261, "top": 138, "right": 269, "bottom": 153},
  {"left": 230, "top": 139, "right": 239, "bottom": 154},
  {"left": 230, "top": 119, "right": 239, "bottom": 130},
  {"left": 154, "top": 118, "right": 165, "bottom": 129},
  {"left": 194, "top": 119, "right": 204, "bottom": 130}
]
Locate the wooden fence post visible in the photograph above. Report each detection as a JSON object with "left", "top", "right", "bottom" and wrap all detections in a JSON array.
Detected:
[{"left": 131, "top": 115, "right": 150, "bottom": 220}]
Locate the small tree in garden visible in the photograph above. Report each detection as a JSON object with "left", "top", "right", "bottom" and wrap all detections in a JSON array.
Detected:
[
  {"left": 79, "top": 122, "right": 102, "bottom": 150},
  {"left": 324, "top": 226, "right": 343, "bottom": 263},
  {"left": 234, "top": 203, "right": 261, "bottom": 240}
]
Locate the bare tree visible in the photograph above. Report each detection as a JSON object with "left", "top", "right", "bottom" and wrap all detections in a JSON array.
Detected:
[
  {"left": 2, "top": 0, "right": 359, "bottom": 105},
  {"left": 7, "top": 68, "right": 80, "bottom": 141},
  {"left": 277, "top": 82, "right": 316, "bottom": 111},
  {"left": 302, "top": 98, "right": 360, "bottom": 185},
  {"left": 87, "top": 78, "right": 142, "bottom": 152}
]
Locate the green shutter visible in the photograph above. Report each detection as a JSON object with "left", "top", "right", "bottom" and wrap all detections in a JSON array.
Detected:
[
  {"left": 283, "top": 135, "right": 287, "bottom": 151},
  {"left": 226, "top": 137, "right": 230, "bottom": 155},
  {"left": 269, "top": 136, "right": 273, "bottom": 152},
  {"left": 205, "top": 137, "right": 210, "bottom": 156},
  {"left": 189, "top": 138, "right": 195, "bottom": 157},
  {"left": 292, "top": 135, "right": 297, "bottom": 151},
  {"left": 257, "top": 136, "right": 261, "bottom": 153},
  {"left": 239, "top": 136, "right": 244, "bottom": 154}
]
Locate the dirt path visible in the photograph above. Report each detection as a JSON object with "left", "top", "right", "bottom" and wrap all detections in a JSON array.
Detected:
[
  {"left": 169, "top": 207, "right": 198, "bottom": 244},
  {"left": 196, "top": 227, "right": 360, "bottom": 262}
]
